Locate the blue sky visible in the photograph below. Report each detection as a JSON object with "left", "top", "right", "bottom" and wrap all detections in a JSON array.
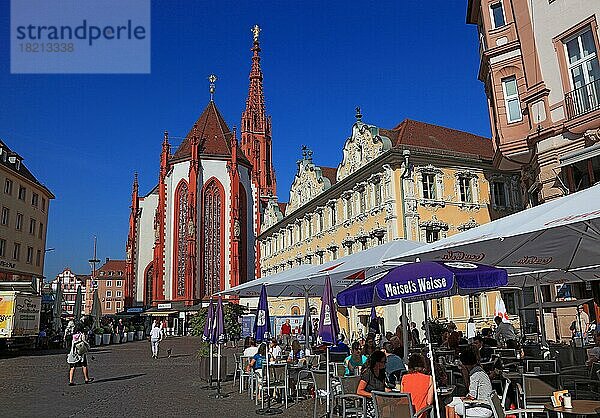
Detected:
[{"left": 0, "top": 1, "right": 490, "bottom": 280}]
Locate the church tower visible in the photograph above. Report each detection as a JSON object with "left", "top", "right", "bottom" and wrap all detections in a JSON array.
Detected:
[{"left": 240, "top": 25, "right": 276, "bottom": 202}]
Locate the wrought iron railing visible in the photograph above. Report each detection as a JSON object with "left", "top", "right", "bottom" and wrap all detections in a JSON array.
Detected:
[{"left": 565, "top": 79, "right": 600, "bottom": 119}]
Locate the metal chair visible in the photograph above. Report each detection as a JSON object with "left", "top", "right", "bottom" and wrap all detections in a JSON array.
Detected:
[
  {"left": 525, "top": 359, "right": 557, "bottom": 374},
  {"left": 238, "top": 355, "right": 254, "bottom": 394},
  {"left": 370, "top": 391, "right": 433, "bottom": 418},
  {"left": 515, "top": 374, "right": 557, "bottom": 416},
  {"left": 488, "top": 391, "right": 530, "bottom": 418},
  {"left": 335, "top": 375, "right": 366, "bottom": 418},
  {"left": 311, "top": 370, "right": 330, "bottom": 418},
  {"left": 268, "top": 363, "right": 289, "bottom": 408}
]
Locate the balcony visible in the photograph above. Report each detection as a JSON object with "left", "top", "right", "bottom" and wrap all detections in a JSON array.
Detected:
[{"left": 565, "top": 79, "right": 600, "bottom": 120}]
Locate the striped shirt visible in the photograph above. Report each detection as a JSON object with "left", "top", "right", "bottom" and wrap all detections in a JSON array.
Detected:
[{"left": 468, "top": 366, "right": 493, "bottom": 401}]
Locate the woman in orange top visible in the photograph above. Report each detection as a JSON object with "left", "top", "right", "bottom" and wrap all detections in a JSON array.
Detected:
[{"left": 401, "top": 353, "right": 434, "bottom": 414}]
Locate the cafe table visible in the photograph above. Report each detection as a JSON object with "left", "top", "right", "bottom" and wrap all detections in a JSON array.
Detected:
[{"left": 544, "top": 400, "right": 600, "bottom": 417}]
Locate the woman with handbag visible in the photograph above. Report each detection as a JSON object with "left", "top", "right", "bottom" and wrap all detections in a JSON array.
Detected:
[{"left": 67, "top": 323, "right": 93, "bottom": 386}]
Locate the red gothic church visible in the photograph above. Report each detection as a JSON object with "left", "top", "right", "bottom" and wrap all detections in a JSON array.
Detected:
[{"left": 125, "top": 27, "right": 276, "bottom": 307}]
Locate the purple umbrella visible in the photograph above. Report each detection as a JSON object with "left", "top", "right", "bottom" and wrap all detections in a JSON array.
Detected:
[
  {"left": 214, "top": 296, "right": 226, "bottom": 344},
  {"left": 202, "top": 299, "right": 215, "bottom": 342},
  {"left": 337, "top": 261, "right": 507, "bottom": 307},
  {"left": 318, "top": 275, "right": 340, "bottom": 418},
  {"left": 319, "top": 275, "right": 340, "bottom": 345},
  {"left": 253, "top": 285, "right": 271, "bottom": 343}
]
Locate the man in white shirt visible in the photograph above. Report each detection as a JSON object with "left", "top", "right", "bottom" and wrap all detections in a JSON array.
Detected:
[
  {"left": 150, "top": 320, "right": 163, "bottom": 359},
  {"left": 494, "top": 316, "right": 517, "bottom": 346},
  {"left": 269, "top": 338, "right": 282, "bottom": 361}
]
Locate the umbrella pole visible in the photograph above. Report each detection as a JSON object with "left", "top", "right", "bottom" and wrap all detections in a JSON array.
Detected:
[
  {"left": 577, "top": 308, "right": 584, "bottom": 347},
  {"left": 210, "top": 342, "right": 214, "bottom": 387},
  {"left": 402, "top": 300, "right": 409, "bottom": 360},
  {"left": 534, "top": 276, "right": 548, "bottom": 347},
  {"left": 304, "top": 291, "right": 310, "bottom": 355},
  {"left": 326, "top": 346, "right": 331, "bottom": 418},
  {"left": 422, "top": 300, "right": 441, "bottom": 418}
]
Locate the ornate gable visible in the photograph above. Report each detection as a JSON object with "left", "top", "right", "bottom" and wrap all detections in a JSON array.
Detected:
[
  {"left": 337, "top": 110, "right": 392, "bottom": 182},
  {"left": 262, "top": 197, "right": 284, "bottom": 230},
  {"left": 286, "top": 146, "right": 333, "bottom": 215}
]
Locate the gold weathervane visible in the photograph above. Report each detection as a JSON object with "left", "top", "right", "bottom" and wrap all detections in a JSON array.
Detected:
[
  {"left": 208, "top": 74, "right": 217, "bottom": 101},
  {"left": 252, "top": 24, "right": 261, "bottom": 42}
]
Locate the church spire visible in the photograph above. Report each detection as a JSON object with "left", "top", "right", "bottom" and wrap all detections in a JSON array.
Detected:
[{"left": 241, "top": 24, "right": 276, "bottom": 199}]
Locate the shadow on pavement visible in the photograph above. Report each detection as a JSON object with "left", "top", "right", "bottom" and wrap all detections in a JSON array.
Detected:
[
  {"left": 165, "top": 354, "right": 191, "bottom": 359},
  {"left": 92, "top": 373, "right": 146, "bottom": 384}
]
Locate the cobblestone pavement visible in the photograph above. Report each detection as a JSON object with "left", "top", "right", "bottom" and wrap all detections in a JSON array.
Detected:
[{"left": 0, "top": 336, "right": 323, "bottom": 417}]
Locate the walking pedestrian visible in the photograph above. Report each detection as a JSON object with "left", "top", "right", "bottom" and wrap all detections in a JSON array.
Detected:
[
  {"left": 280, "top": 319, "right": 291, "bottom": 350},
  {"left": 150, "top": 320, "right": 163, "bottom": 359},
  {"left": 67, "top": 323, "right": 93, "bottom": 386},
  {"left": 116, "top": 319, "right": 125, "bottom": 343}
]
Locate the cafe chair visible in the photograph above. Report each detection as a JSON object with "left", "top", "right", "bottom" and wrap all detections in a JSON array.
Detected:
[
  {"left": 525, "top": 360, "right": 557, "bottom": 374},
  {"left": 488, "top": 391, "right": 530, "bottom": 418},
  {"left": 371, "top": 391, "right": 433, "bottom": 418},
  {"left": 334, "top": 375, "right": 366, "bottom": 418}
]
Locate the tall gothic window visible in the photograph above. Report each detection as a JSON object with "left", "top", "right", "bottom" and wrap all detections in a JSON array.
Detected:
[
  {"left": 239, "top": 185, "right": 248, "bottom": 284},
  {"left": 144, "top": 263, "right": 153, "bottom": 307},
  {"left": 203, "top": 179, "right": 224, "bottom": 296},
  {"left": 174, "top": 181, "right": 189, "bottom": 298}
]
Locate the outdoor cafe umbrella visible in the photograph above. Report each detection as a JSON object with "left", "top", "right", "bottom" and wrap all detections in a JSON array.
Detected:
[
  {"left": 253, "top": 285, "right": 282, "bottom": 415},
  {"left": 385, "top": 183, "right": 600, "bottom": 272},
  {"left": 73, "top": 286, "right": 83, "bottom": 322},
  {"left": 336, "top": 261, "right": 508, "bottom": 418},
  {"left": 253, "top": 284, "right": 271, "bottom": 343},
  {"left": 53, "top": 284, "right": 63, "bottom": 333},
  {"left": 202, "top": 299, "right": 215, "bottom": 388},
  {"left": 91, "top": 290, "right": 102, "bottom": 329},
  {"left": 318, "top": 275, "right": 340, "bottom": 418},
  {"left": 212, "top": 296, "right": 228, "bottom": 399}
]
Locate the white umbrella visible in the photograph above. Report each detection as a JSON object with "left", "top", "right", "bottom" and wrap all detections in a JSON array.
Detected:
[
  {"left": 221, "top": 239, "right": 422, "bottom": 298},
  {"left": 385, "top": 184, "right": 600, "bottom": 271}
]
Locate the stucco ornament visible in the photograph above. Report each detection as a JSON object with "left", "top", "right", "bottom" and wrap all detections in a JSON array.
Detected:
[
  {"left": 234, "top": 219, "right": 241, "bottom": 238},
  {"left": 287, "top": 146, "right": 332, "bottom": 214},
  {"left": 261, "top": 198, "right": 284, "bottom": 230},
  {"left": 337, "top": 121, "right": 392, "bottom": 182}
]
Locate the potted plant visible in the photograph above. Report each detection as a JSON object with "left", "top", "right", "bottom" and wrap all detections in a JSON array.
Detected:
[
  {"left": 93, "top": 327, "right": 104, "bottom": 346},
  {"left": 136, "top": 325, "right": 145, "bottom": 340},
  {"left": 127, "top": 326, "right": 135, "bottom": 342},
  {"left": 102, "top": 326, "right": 112, "bottom": 345},
  {"left": 112, "top": 329, "right": 120, "bottom": 344}
]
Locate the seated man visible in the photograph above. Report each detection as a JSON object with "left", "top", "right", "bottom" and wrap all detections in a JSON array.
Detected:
[{"left": 382, "top": 342, "right": 405, "bottom": 385}]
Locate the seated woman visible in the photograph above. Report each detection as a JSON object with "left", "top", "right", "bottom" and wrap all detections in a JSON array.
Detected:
[
  {"left": 357, "top": 350, "right": 391, "bottom": 417},
  {"left": 454, "top": 347, "right": 494, "bottom": 418},
  {"left": 401, "top": 354, "right": 434, "bottom": 414},
  {"left": 287, "top": 339, "right": 306, "bottom": 365},
  {"left": 345, "top": 341, "right": 368, "bottom": 376},
  {"left": 246, "top": 342, "right": 267, "bottom": 374}
]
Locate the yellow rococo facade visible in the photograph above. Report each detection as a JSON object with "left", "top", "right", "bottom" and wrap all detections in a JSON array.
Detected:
[{"left": 257, "top": 112, "right": 521, "bottom": 338}]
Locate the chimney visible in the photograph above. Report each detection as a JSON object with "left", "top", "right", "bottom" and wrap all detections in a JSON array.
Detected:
[{"left": 105, "top": 257, "right": 110, "bottom": 263}]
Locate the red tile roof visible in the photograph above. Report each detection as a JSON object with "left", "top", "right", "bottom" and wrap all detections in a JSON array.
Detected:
[
  {"left": 98, "top": 260, "right": 126, "bottom": 274},
  {"left": 173, "top": 101, "right": 249, "bottom": 164},
  {"left": 389, "top": 119, "right": 493, "bottom": 159},
  {"left": 320, "top": 167, "right": 337, "bottom": 185}
]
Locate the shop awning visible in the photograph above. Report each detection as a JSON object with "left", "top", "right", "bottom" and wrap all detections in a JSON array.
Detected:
[
  {"left": 520, "top": 298, "right": 593, "bottom": 310},
  {"left": 141, "top": 310, "right": 178, "bottom": 316},
  {"left": 559, "top": 143, "right": 600, "bottom": 167}
]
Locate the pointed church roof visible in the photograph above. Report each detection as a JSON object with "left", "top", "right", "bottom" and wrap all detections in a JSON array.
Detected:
[{"left": 173, "top": 101, "right": 249, "bottom": 164}]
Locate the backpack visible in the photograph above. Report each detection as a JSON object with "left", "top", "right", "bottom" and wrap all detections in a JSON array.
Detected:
[{"left": 74, "top": 339, "right": 90, "bottom": 355}]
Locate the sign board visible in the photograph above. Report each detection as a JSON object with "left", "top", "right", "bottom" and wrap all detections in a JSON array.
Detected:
[
  {"left": 126, "top": 307, "right": 143, "bottom": 313},
  {"left": 0, "top": 292, "right": 41, "bottom": 338},
  {"left": 157, "top": 303, "right": 172, "bottom": 310}
]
